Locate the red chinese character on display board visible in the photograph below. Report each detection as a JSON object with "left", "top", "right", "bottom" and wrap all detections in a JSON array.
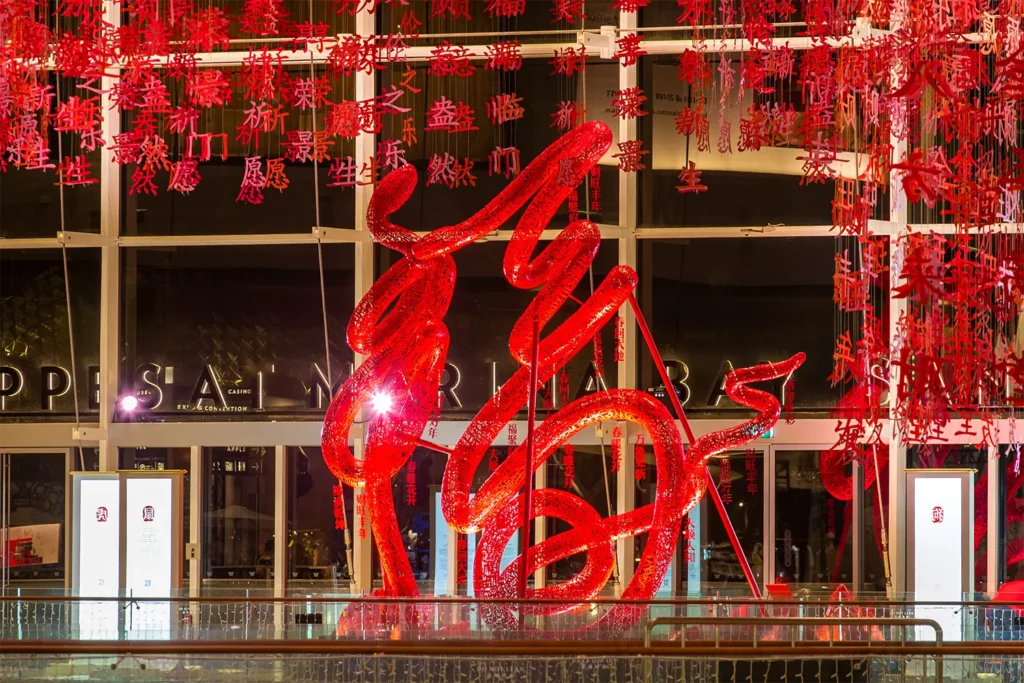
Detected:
[
  {"left": 613, "top": 34, "right": 646, "bottom": 66},
  {"left": 187, "top": 70, "right": 232, "bottom": 108},
  {"left": 485, "top": 41, "right": 523, "bottom": 71},
  {"left": 550, "top": 46, "right": 586, "bottom": 76},
  {"left": 401, "top": 118, "right": 417, "bottom": 147},
  {"left": 611, "top": 87, "right": 647, "bottom": 120},
  {"left": 284, "top": 130, "right": 333, "bottom": 163},
  {"left": 55, "top": 156, "right": 97, "bottom": 186},
  {"left": 932, "top": 506, "right": 944, "bottom": 523},
  {"left": 551, "top": 0, "right": 584, "bottom": 23},
  {"left": 744, "top": 449, "right": 758, "bottom": 494},
  {"left": 327, "top": 156, "right": 359, "bottom": 188},
  {"left": 237, "top": 156, "right": 267, "bottom": 204},
  {"left": 488, "top": 146, "right": 520, "bottom": 177},
  {"left": 486, "top": 0, "right": 526, "bottom": 16},
  {"left": 676, "top": 161, "right": 707, "bottom": 194},
  {"left": 425, "top": 97, "right": 478, "bottom": 133},
  {"left": 487, "top": 93, "right": 524, "bottom": 124},
  {"left": 431, "top": 0, "right": 471, "bottom": 20},
  {"left": 264, "top": 158, "right": 289, "bottom": 191},
  {"left": 429, "top": 42, "right": 475, "bottom": 78},
  {"left": 239, "top": 0, "right": 285, "bottom": 36},
  {"left": 634, "top": 435, "right": 647, "bottom": 480},
  {"left": 678, "top": 50, "right": 710, "bottom": 85},
  {"left": 377, "top": 139, "right": 407, "bottom": 170},
  {"left": 563, "top": 444, "right": 575, "bottom": 488},
  {"left": 718, "top": 456, "right": 732, "bottom": 503},
  {"left": 613, "top": 140, "right": 648, "bottom": 172},
  {"left": 508, "top": 423, "right": 518, "bottom": 448},
  {"left": 167, "top": 158, "right": 201, "bottom": 194},
  {"left": 488, "top": 448, "right": 500, "bottom": 472},
  {"left": 551, "top": 101, "right": 585, "bottom": 132}
]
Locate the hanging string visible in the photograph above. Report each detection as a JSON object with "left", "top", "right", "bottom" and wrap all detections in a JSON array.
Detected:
[{"left": 54, "top": 73, "right": 86, "bottom": 472}]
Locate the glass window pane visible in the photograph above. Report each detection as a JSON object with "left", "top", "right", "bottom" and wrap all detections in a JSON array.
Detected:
[
  {"left": 998, "top": 446, "right": 1024, "bottom": 584},
  {"left": 120, "top": 244, "right": 354, "bottom": 420},
  {"left": 377, "top": 240, "right": 620, "bottom": 418},
  {"left": 639, "top": 237, "right": 855, "bottom": 415},
  {"left": 774, "top": 450, "right": 853, "bottom": 591},
  {"left": 287, "top": 446, "right": 352, "bottom": 593},
  {"left": 373, "top": 58, "right": 616, "bottom": 231},
  {"left": 908, "top": 445, "right": 988, "bottom": 594},
  {"left": 1, "top": 249, "right": 100, "bottom": 421},
  {"left": 203, "top": 446, "right": 276, "bottom": 595},
  {"left": 119, "top": 447, "right": 192, "bottom": 586},
  {"left": 2, "top": 452, "right": 68, "bottom": 588},
  {"left": 547, "top": 445, "right": 618, "bottom": 590},
  {"left": 121, "top": 65, "right": 355, "bottom": 236},
  {"left": 702, "top": 451, "right": 765, "bottom": 595},
  {"left": 0, "top": 75, "right": 101, "bottom": 239}
]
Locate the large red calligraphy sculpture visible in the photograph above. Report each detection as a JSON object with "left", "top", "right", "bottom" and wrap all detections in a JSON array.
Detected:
[{"left": 322, "top": 121, "right": 804, "bottom": 630}]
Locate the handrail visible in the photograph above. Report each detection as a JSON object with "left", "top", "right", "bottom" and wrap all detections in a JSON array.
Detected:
[
  {"left": 0, "top": 594, "right": 1019, "bottom": 607},
  {"left": 2, "top": 637, "right": 1019, "bottom": 656}
]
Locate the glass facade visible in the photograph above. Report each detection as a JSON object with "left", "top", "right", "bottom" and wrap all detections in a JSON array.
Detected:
[{"left": 0, "top": 0, "right": 1016, "bottom": 603}]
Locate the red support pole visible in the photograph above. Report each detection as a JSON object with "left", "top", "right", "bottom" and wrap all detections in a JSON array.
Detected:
[
  {"left": 627, "top": 294, "right": 763, "bottom": 600},
  {"left": 518, "top": 313, "right": 541, "bottom": 629}
]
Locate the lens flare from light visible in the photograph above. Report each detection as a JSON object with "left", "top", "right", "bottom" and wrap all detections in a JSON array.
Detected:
[
  {"left": 120, "top": 395, "right": 139, "bottom": 412},
  {"left": 371, "top": 392, "right": 394, "bottom": 414}
]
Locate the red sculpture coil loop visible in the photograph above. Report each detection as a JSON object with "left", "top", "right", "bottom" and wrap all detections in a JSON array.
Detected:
[{"left": 323, "top": 122, "right": 804, "bottom": 631}]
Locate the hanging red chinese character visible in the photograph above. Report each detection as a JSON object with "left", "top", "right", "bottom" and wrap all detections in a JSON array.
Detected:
[
  {"left": 634, "top": 435, "right": 647, "bottom": 480},
  {"left": 563, "top": 444, "right": 575, "bottom": 489},
  {"left": 718, "top": 457, "right": 732, "bottom": 503},
  {"left": 745, "top": 449, "right": 758, "bottom": 494}
]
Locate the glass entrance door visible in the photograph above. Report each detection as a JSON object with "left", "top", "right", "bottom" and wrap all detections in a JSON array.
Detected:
[{"left": 1, "top": 450, "right": 72, "bottom": 593}]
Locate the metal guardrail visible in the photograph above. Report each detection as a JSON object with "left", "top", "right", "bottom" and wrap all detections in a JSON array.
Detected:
[
  {"left": 644, "top": 615, "right": 944, "bottom": 647},
  {"left": 645, "top": 616, "right": 945, "bottom": 682}
]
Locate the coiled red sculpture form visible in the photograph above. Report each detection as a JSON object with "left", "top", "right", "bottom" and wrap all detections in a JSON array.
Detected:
[{"left": 322, "top": 121, "right": 804, "bottom": 630}]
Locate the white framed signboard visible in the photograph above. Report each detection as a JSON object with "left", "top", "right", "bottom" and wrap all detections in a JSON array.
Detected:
[{"left": 906, "top": 469, "right": 974, "bottom": 643}]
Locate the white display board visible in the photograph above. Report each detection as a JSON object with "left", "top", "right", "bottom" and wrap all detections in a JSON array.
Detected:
[
  {"left": 72, "top": 474, "right": 121, "bottom": 597},
  {"left": 70, "top": 470, "right": 183, "bottom": 640},
  {"left": 71, "top": 474, "right": 121, "bottom": 640},
  {"left": 124, "top": 475, "right": 177, "bottom": 639},
  {"left": 907, "top": 470, "right": 974, "bottom": 642}
]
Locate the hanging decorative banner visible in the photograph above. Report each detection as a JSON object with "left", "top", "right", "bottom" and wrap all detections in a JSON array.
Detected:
[
  {"left": 563, "top": 444, "right": 575, "bottom": 489},
  {"left": 405, "top": 460, "right": 417, "bottom": 506},
  {"left": 332, "top": 484, "right": 347, "bottom": 530},
  {"left": 744, "top": 449, "right": 758, "bottom": 494},
  {"left": 634, "top": 435, "right": 647, "bottom": 481},
  {"left": 718, "top": 457, "right": 732, "bottom": 504},
  {"left": 610, "top": 425, "right": 623, "bottom": 472}
]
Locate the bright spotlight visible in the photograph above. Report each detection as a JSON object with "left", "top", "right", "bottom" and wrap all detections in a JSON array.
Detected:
[
  {"left": 371, "top": 392, "right": 394, "bottom": 414},
  {"left": 120, "top": 395, "right": 139, "bottom": 412}
]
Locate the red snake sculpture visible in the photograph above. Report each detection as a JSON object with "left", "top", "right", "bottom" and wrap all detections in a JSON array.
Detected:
[{"left": 323, "top": 122, "right": 804, "bottom": 632}]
